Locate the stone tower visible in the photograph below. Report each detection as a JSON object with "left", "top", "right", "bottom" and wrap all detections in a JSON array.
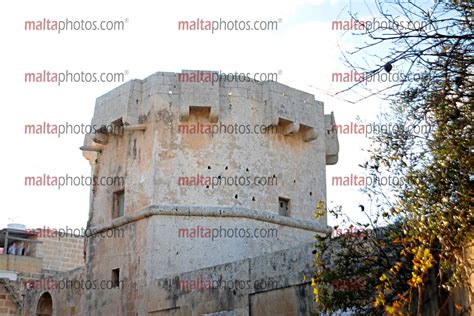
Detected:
[{"left": 80, "top": 70, "right": 339, "bottom": 313}]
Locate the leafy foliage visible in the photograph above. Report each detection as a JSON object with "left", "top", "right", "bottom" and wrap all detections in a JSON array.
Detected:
[{"left": 312, "top": 0, "right": 473, "bottom": 315}]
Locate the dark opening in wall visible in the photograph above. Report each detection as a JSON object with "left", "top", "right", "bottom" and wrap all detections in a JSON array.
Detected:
[
  {"left": 278, "top": 197, "right": 290, "bottom": 216},
  {"left": 112, "top": 189, "right": 125, "bottom": 219},
  {"left": 36, "top": 292, "right": 53, "bottom": 315},
  {"left": 277, "top": 117, "right": 295, "bottom": 135},
  {"left": 110, "top": 117, "right": 124, "bottom": 135},
  {"left": 189, "top": 106, "right": 211, "bottom": 117},
  {"left": 111, "top": 268, "right": 120, "bottom": 288}
]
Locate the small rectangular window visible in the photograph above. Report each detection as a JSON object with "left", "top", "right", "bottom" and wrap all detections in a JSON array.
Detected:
[
  {"left": 278, "top": 197, "right": 290, "bottom": 216},
  {"left": 112, "top": 190, "right": 125, "bottom": 218},
  {"left": 111, "top": 268, "right": 120, "bottom": 288}
]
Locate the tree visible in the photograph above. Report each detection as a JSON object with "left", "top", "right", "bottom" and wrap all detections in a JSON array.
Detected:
[{"left": 312, "top": 0, "right": 473, "bottom": 314}]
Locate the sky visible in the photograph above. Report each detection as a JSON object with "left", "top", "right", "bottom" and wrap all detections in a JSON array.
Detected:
[{"left": 0, "top": 0, "right": 435, "bottom": 231}]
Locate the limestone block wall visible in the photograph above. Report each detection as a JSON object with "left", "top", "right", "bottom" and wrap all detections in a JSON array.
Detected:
[
  {"left": 81, "top": 242, "right": 317, "bottom": 315},
  {"left": 33, "top": 234, "right": 84, "bottom": 272},
  {"left": 22, "top": 267, "right": 85, "bottom": 316},
  {"left": 0, "top": 255, "right": 42, "bottom": 274},
  {"left": 19, "top": 243, "right": 316, "bottom": 316},
  {"left": 141, "top": 241, "right": 317, "bottom": 315},
  {"left": 0, "top": 284, "right": 21, "bottom": 316},
  {"left": 84, "top": 214, "right": 317, "bottom": 307}
]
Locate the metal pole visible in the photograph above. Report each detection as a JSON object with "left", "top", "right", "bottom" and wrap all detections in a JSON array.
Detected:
[{"left": 3, "top": 230, "right": 8, "bottom": 255}]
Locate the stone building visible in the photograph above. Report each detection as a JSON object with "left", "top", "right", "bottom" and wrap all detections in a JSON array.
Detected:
[
  {"left": 0, "top": 224, "right": 84, "bottom": 315},
  {"left": 16, "top": 70, "right": 339, "bottom": 315}
]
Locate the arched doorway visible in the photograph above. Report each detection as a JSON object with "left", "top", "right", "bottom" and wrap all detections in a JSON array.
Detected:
[{"left": 36, "top": 292, "right": 53, "bottom": 316}]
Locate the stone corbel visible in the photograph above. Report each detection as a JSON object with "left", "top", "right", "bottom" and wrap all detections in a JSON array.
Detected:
[
  {"left": 282, "top": 121, "right": 299, "bottom": 135},
  {"left": 302, "top": 127, "right": 317, "bottom": 142}
]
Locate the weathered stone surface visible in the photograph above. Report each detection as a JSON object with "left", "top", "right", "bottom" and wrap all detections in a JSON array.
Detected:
[{"left": 14, "top": 70, "right": 340, "bottom": 315}]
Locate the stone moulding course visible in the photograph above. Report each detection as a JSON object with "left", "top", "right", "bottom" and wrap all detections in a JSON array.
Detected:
[{"left": 85, "top": 204, "right": 330, "bottom": 238}]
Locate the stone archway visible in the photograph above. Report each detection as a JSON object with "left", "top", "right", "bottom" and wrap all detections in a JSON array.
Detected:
[{"left": 36, "top": 292, "right": 53, "bottom": 316}]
